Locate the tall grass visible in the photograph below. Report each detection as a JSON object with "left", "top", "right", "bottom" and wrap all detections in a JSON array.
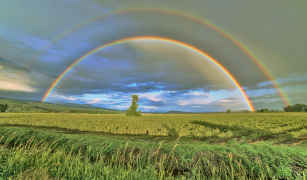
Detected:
[{"left": 1, "top": 134, "right": 306, "bottom": 180}]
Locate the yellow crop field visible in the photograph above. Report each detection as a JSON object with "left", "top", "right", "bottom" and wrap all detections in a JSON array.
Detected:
[{"left": 1, "top": 113, "right": 307, "bottom": 139}]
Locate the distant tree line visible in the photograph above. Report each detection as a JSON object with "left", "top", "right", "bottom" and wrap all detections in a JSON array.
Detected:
[
  {"left": 0, "top": 101, "right": 120, "bottom": 114},
  {"left": 226, "top": 103, "right": 307, "bottom": 113},
  {"left": 42, "top": 108, "right": 58, "bottom": 113},
  {"left": 255, "top": 109, "right": 283, "bottom": 113},
  {"left": 226, "top": 109, "right": 252, "bottom": 113},
  {"left": 3, "top": 104, "right": 41, "bottom": 113},
  {"left": 68, "top": 109, "right": 119, "bottom": 114},
  {"left": 284, "top": 104, "right": 307, "bottom": 112},
  {"left": 225, "top": 108, "right": 283, "bottom": 113}
]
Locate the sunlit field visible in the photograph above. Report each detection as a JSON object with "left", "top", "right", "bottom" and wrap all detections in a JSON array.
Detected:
[
  {"left": 1, "top": 113, "right": 307, "bottom": 179},
  {"left": 1, "top": 113, "right": 307, "bottom": 140}
]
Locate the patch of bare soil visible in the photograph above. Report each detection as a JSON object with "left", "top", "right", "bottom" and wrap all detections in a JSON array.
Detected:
[
  {"left": 270, "top": 135, "right": 307, "bottom": 145},
  {"left": 292, "top": 140, "right": 307, "bottom": 146}
]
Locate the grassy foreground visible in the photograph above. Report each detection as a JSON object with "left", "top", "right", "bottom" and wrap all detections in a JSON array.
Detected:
[
  {"left": 0, "top": 134, "right": 305, "bottom": 180},
  {"left": 0, "top": 127, "right": 307, "bottom": 180},
  {"left": 0, "top": 113, "right": 307, "bottom": 179}
]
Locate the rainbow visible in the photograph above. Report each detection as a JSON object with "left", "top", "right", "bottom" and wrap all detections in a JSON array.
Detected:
[
  {"left": 18, "top": 8, "right": 291, "bottom": 106},
  {"left": 42, "top": 36, "right": 255, "bottom": 112}
]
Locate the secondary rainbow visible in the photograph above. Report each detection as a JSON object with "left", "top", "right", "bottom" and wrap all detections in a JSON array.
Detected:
[
  {"left": 42, "top": 36, "right": 255, "bottom": 112},
  {"left": 17, "top": 8, "right": 292, "bottom": 106}
]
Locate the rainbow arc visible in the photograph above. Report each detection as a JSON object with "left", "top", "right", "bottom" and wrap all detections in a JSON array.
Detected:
[
  {"left": 42, "top": 36, "right": 255, "bottom": 112},
  {"left": 16, "top": 9, "right": 292, "bottom": 106},
  {"left": 17, "top": 8, "right": 292, "bottom": 106}
]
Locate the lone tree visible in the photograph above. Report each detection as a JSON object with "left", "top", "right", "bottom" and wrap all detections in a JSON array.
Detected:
[
  {"left": 226, "top": 109, "right": 231, "bottom": 113},
  {"left": 126, "top": 95, "right": 141, "bottom": 117},
  {"left": 0, "top": 103, "right": 9, "bottom": 112}
]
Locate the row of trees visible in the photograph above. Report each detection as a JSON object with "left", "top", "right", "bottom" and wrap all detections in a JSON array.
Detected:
[
  {"left": 226, "top": 104, "right": 307, "bottom": 113},
  {"left": 252, "top": 104, "right": 307, "bottom": 113},
  {"left": 68, "top": 109, "right": 119, "bottom": 114},
  {"left": 284, "top": 104, "right": 307, "bottom": 112},
  {"left": 255, "top": 109, "right": 284, "bottom": 113},
  {"left": 2, "top": 100, "right": 306, "bottom": 114},
  {"left": 42, "top": 108, "right": 58, "bottom": 113},
  {"left": 126, "top": 95, "right": 142, "bottom": 117},
  {"left": 226, "top": 108, "right": 284, "bottom": 113},
  {"left": 226, "top": 109, "right": 252, "bottom": 113}
]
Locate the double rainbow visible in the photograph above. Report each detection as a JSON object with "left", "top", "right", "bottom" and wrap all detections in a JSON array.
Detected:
[
  {"left": 31, "top": 8, "right": 290, "bottom": 111},
  {"left": 42, "top": 36, "right": 255, "bottom": 112}
]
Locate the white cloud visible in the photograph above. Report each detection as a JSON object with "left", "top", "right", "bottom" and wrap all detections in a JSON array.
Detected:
[
  {"left": 115, "top": 105, "right": 129, "bottom": 109},
  {"left": 140, "top": 106, "right": 159, "bottom": 110},
  {"left": 0, "top": 81, "right": 38, "bottom": 92},
  {"left": 87, "top": 99, "right": 103, "bottom": 104},
  {"left": 48, "top": 94, "right": 77, "bottom": 101},
  {"left": 177, "top": 100, "right": 189, "bottom": 106},
  {"left": 139, "top": 93, "right": 162, "bottom": 101},
  {"left": 100, "top": 101, "right": 116, "bottom": 105},
  {"left": 67, "top": 97, "right": 77, "bottom": 100}
]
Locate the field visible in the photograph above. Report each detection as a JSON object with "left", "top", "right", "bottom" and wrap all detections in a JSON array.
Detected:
[
  {"left": 1, "top": 113, "right": 307, "bottom": 142},
  {"left": 1, "top": 113, "right": 307, "bottom": 179}
]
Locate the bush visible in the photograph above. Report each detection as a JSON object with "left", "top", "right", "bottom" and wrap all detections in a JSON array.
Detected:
[{"left": 0, "top": 103, "right": 9, "bottom": 112}]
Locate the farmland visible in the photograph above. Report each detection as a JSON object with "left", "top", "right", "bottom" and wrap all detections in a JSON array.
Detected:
[
  {"left": 1, "top": 113, "right": 307, "bottom": 142},
  {"left": 1, "top": 113, "right": 307, "bottom": 179}
]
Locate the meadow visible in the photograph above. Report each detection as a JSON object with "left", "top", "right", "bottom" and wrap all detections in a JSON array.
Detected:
[{"left": 0, "top": 113, "right": 307, "bottom": 179}]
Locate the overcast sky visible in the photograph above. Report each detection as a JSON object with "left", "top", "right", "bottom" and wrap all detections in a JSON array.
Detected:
[{"left": 0, "top": 0, "right": 306, "bottom": 112}]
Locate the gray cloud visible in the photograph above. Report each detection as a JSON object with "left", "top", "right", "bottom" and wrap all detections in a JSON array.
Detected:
[
  {"left": 1, "top": 0, "right": 306, "bottom": 111},
  {"left": 0, "top": 56, "right": 31, "bottom": 73}
]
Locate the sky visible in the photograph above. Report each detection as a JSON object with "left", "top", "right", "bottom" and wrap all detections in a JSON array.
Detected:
[{"left": 0, "top": 0, "right": 307, "bottom": 112}]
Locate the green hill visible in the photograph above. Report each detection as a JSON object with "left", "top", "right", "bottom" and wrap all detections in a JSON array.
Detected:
[
  {"left": 58, "top": 103, "right": 118, "bottom": 111},
  {"left": 164, "top": 111, "right": 194, "bottom": 114},
  {"left": 0, "top": 97, "right": 125, "bottom": 114}
]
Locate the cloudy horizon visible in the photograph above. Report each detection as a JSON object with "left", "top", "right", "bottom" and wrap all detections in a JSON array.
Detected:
[{"left": 1, "top": 0, "right": 306, "bottom": 112}]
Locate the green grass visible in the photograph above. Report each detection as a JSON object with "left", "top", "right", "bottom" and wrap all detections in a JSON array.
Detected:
[
  {"left": 0, "top": 126, "right": 307, "bottom": 179},
  {"left": 2, "top": 133, "right": 306, "bottom": 180},
  {"left": 0, "top": 113, "right": 307, "bottom": 179}
]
